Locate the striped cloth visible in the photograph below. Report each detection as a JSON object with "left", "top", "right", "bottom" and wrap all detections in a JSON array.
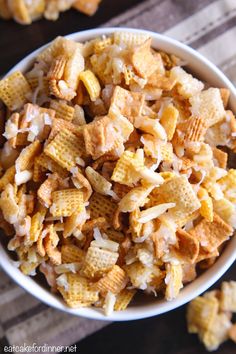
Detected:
[{"left": 0, "top": 0, "right": 236, "bottom": 352}]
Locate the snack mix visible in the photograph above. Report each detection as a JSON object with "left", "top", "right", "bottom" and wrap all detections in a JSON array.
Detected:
[
  {"left": 0, "top": 0, "right": 101, "bottom": 23},
  {"left": 187, "top": 281, "right": 236, "bottom": 351},
  {"left": 0, "top": 32, "right": 235, "bottom": 316}
]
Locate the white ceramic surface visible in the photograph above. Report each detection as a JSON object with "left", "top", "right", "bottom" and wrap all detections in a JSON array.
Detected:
[{"left": 1, "top": 28, "right": 236, "bottom": 321}]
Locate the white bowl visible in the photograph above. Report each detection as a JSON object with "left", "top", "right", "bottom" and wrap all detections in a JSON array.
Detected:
[{"left": 1, "top": 28, "right": 236, "bottom": 321}]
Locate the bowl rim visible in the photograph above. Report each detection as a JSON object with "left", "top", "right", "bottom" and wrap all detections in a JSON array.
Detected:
[{"left": 1, "top": 27, "right": 236, "bottom": 321}]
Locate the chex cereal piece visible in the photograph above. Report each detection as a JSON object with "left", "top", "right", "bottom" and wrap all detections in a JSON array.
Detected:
[
  {"left": 131, "top": 39, "right": 162, "bottom": 79},
  {"left": 50, "top": 189, "right": 84, "bottom": 217},
  {"left": 71, "top": 171, "right": 92, "bottom": 201},
  {"left": 82, "top": 217, "right": 108, "bottom": 233},
  {"left": 50, "top": 100, "right": 75, "bottom": 121},
  {"left": 44, "top": 129, "right": 84, "bottom": 171},
  {"left": 229, "top": 324, "right": 236, "bottom": 343},
  {"left": 64, "top": 47, "right": 85, "bottom": 90},
  {"left": 63, "top": 207, "right": 88, "bottom": 238},
  {"left": 94, "top": 265, "right": 127, "bottom": 294},
  {"left": 190, "top": 213, "right": 233, "bottom": 253},
  {"left": 187, "top": 295, "right": 219, "bottom": 334},
  {"left": 83, "top": 116, "right": 115, "bottom": 160},
  {"left": 109, "top": 86, "right": 145, "bottom": 124},
  {"left": 212, "top": 147, "right": 228, "bottom": 169},
  {"left": 198, "top": 187, "right": 213, "bottom": 222},
  {"left": 129, "top": 208, "right": 142, "bottom": 240},
  {"left": 0, "top": 183, "right": 19, "bottom": 224},
  {"left": 160, "top": 104, "right": 179, "bottom": 140},
  {"left": 83, "top": 115, "right": 129, "bottom": 160},
  {"left": 114, "top": 32, "right": 150, "bottom": 48},
  {"left": 113, "top": 183, "right": 132, "bottom": 199},
  {"left": 94, "top": 37, "right": 112, "bottom": 54},
  {"left": 29, "top": 206, "right": 47, "bottom": 242},
  {"left": 15, "top": 140, "right": 41, "bottom": 172},
  {"left": 37, "top": 37, "right": 76, "bottom": 63},
  {"left": 218, "top": 168, "right": 236, "bottom": 194},
  {"left": 61, "top": 244, "right": 85, "bottom": 264},
  {"left": 47, "top": 117, "right": 82, "bottom": 144},
  {"left": 37, "top": 173, "right": 59, "bottom": 207},
  {"left": 7, "top": 0, "right": 31, "bottom": 24},
  {"left": 220, "top": 281, "right": 236, "bottom": 312},
  {"left": 213, "top": 198, "right": 235, "bottom": 227},
  {"left": 58, "top": 273, "right": 98, "bottom": 308},
  {"left": 48, "top": 55, "right": 67, "bottom": 80},
  {"left": 35, "top": 153, "right": 68, "bottom": 179},
  {"left": 0, "top": 71, "right": 31, "bottom": 110},
  {"left": 114, "top": 289, "right": 136, "bottom": 311},
  {"left": 170, "top": 66, "right": 204, "bottom": 98},
  {"left": 165, "top": 263, "right": 183, "bottom": 301},
  {"left": 154, "top": 176, "right": 200, "bottom": 221},
  {"left": 73, "top": 0, "right": 101, "bottom": 16},
  {"left": 220, "top": 88, "right": 230, "bottom": 108},
  {"left": 111, "top": 150, "right": 142, "bottom": 186},
  {"left": 89, "top": 193, "right": 118, "bottom": 221},
  {"left": 174, "top": 229, "right": 199, "bottom": 264},
  {"left": 201, "top": 313, "right": 231, "bottom": 351},
  {"left": 160, "top": 142, "right": 174, "bottom": 163},
  {"left": 44, "top": 224, "right": 61, "bottom": 265},
  {"left": 184, "top": 116, "right": 208, "bottom": 142},
  {"left": 0, "top": 166, "right": 15, "bottom": 191},
  {"left": 190, "top": 88, "right": 225, "bottom": 127},
  {"left": 83, "top": 245, "right": 119, "bottom": 278},
  {"left": 79, "top": 70, "right": 101, "bottom": 101}
]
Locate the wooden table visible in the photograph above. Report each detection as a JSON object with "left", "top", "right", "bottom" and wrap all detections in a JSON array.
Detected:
[{"left": 0, "top": 1, "right": 236, "bottom": 353}]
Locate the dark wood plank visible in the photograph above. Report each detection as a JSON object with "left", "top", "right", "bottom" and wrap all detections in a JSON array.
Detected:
[
  {"left": 77, "top": 264, "right": 236, "bottom": 354},
  {"left": 0, "top": 0, "right": 144, "bottom": 76}
]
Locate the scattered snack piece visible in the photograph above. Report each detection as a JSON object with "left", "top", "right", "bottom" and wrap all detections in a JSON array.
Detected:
[
  {"left": 0, "top": 32, "right": 235, "bottom": 316},
  {"left": 187, "top": 281, "right": 236, "bottom": 351},
  {"left": 0, "top": 0, "right": 102, "bottom": 24}
]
